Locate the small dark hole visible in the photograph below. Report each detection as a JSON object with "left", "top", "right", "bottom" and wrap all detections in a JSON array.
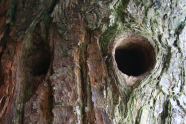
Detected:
[
  {"left": 26, "top": 46, "right": 51, "bottom": 76},
  {"left": 115, "top": 48, "right": 146, "bottom": 76},
  {"left": 31, "top": 52, "right": 50, "bottom": 76}
]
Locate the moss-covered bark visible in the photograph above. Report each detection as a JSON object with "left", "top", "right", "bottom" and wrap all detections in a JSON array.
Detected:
[{"left": 0, "top": 0, "right": 186, "bottom": 124}]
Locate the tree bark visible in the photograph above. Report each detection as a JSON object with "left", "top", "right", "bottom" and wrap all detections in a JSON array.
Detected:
[{"left": 0, "top": 0, "right": 186, "bottom": 124}]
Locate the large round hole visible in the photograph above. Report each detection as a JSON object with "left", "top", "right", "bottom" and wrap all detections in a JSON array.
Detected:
[
  {"left": 115, "top": 48, "right": 146, "bottom": 76},
  {"left": 114, "top": 34, "right": 155, "bottom": 77}
]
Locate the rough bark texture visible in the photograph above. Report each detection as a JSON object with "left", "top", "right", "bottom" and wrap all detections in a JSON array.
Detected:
[{"left": 0, "top": 0, "right": 186, "bottom": 124}]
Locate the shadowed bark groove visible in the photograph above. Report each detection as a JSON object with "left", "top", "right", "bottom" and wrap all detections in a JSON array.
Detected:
[{"left": 0, "top": 0, "right": 186, "bottom": 124}]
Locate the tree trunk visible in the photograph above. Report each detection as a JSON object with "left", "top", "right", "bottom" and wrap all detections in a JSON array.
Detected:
[{"left": 0, "top": 0, "right": 186, "bottom": 123}]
